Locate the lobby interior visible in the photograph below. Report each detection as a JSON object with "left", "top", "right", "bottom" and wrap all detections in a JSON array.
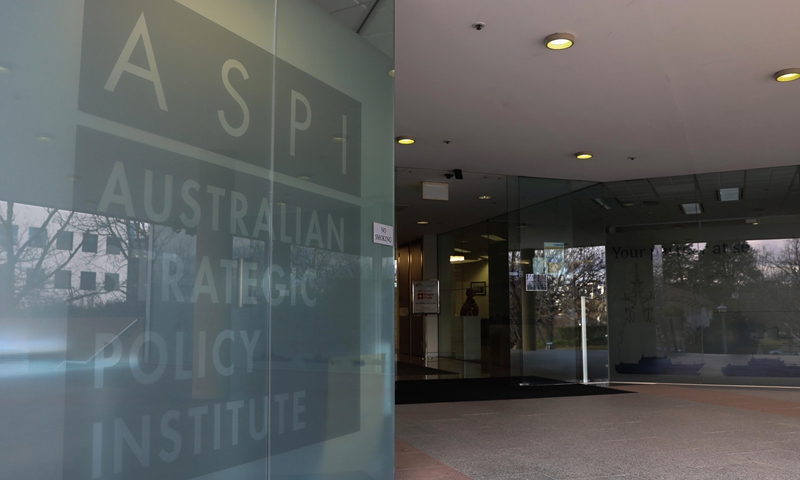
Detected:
[{"left": 379, "top": 0, "right": 800, "bottom": 478}]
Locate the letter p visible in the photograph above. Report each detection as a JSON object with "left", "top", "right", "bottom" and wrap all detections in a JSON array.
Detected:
[{"left": 290, "top": 90, "right": 311, "bottom": 156}]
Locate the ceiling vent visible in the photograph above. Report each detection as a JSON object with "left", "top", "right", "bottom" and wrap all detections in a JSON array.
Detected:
[{"left": 422, "top": 182, "right": 449, "bottom": 201}]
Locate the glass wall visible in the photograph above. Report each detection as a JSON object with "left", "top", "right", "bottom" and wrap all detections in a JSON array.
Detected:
[
  {"left": 436, "top": 166, "right": 800, "bottom": 388},
  {"left": 605, "top": 166, "right": 800, "bottom": 387},
  {"left": 0, "top": 1, "right": 394, "bottom": 479},
  {"left": 437, "top": 220, "right": 508, "bottom": 378},
  {"left": 436, "top": 177, "right": 608, "bottom": 382},
  {"left": 510, "top": 182, "right": 609, "bottom": 384}
]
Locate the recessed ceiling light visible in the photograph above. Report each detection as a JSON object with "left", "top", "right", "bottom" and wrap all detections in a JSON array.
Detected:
[
  {"left": 593, "top": 198, "right": 614, "bottom": 210},
  {"left": 576, "top": 151, "right": 593, "bottom": 160},
  {"left": 480, "top": 234, "right": 506, "bottom": 242},
  {"left": 450, "top": 255, "right": 465, "bottom": 263},
  {"left": 774, "top": 68, "right": 800, "bottom": 82},
  {"left": 396, "top": 136, "right": 415, "bottom": 145},
  {"left": 388, "top": 69, "right": 395, "bottom": 77},
  {"left": 477, "top": 195, "right": 493, "bottom": 200},
  {"left": 0, "top": 66, "right": 10, "bottom": 74},
  {"left": 622, "top": 202, "right": 636, "bottom": 207},
  {"left": 680, "top": 203, "right": 703, "bottom": 214},
  {"left": 35, "top": 135, "right": 53, "bottom": 142},
  {"left": 717, "top": 187, "right": 741, "bottom": 202},
  {"left": 331, "top": 136, "right": 345, "bottom": 142},
  {"left": 545, "top": 33, "right": 575, "bottom": 50},
  {"left": 298, "top": 175, "right": 310, "bottom": 180},
  {"left": 416, "top": 221, "right": 428, "bottom": 225},
  {"left": 454, "top": 248, "right": 471, "bottom": 253}
]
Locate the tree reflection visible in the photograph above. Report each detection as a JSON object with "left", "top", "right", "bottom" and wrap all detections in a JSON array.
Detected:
[{"left": 511, "top": 246, "right": 607, "bottom": 349}]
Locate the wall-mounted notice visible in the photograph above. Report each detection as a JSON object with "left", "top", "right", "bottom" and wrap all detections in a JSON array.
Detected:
[
  {"left": 412, "top": 280, "right": 439, "bottom": 314},
  {"left": 526, "top": 273, "right": 547, "bottom": 292},
  {"left": 373, "top": 222, "right": 394, "bottom": 246},
  {"left": 544, "top": 242, "right": 565, "bottom": 275}
]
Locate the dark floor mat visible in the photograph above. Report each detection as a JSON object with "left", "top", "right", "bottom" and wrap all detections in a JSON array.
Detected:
[
  {"left": 396, "top": 362, "right": 458, "bottom": 377},
  {"left": 396, "top": 376, "right": 629, "bottom": 404}
]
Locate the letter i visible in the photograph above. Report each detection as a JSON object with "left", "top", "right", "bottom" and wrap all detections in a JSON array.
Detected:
[
  {"left": 198, "top": 331, "right": 206, "bottom": 378},
  {"left": 296, "top": 207, "right": 302, "bottom": 245}
]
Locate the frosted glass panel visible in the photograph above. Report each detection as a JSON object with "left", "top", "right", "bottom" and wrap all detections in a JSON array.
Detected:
[
  {"left": 0, "top": 0, "right": 394, "bottom": 478},
  {"left": 268, "top": 1, "right": 395, "bottom": 478}
]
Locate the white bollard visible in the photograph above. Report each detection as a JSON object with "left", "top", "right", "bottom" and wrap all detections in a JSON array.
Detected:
[{"left": 581, "top": 296, "right": 588, "bottom": 384}]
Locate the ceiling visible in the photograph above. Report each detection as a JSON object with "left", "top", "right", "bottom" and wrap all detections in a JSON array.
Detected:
[
  {"left": 312, "top": 0, "right": 394, "bottom": 57},
  {"left": 598, "top": 165, "right": 800, "bottom": 228},
  {"left": 318, "top": 0, "right": 800, "bottom": 245},
  {"left": 395, "top": 167, "right": 510, "bottom": 244},
  {"left": 437, "top": 164, "right": 800, "bottom": 260}
]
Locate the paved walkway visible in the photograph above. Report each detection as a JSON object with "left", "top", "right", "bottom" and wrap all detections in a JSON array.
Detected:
[{"left": 397, "top": 384, "right": 800, "bottom": 479}]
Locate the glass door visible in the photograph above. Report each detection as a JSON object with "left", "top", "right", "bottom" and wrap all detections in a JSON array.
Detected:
[{"left": 513, "top": 184, "right": 610, "bottom": 384}]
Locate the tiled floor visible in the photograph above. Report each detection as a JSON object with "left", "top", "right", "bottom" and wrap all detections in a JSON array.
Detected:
[
  {"left": 395, "top": 440, "right": 473, "bottom": 479},
  {"left": 396, "top": 384, "right": 800, "bottom": 479}
]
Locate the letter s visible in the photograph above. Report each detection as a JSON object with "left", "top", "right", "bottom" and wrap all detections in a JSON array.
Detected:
[{"left": 218, "top": 59, "right": 250, "bottom": 137}]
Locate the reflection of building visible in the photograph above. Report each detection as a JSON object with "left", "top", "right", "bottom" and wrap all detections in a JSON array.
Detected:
[{"left": 2, "top": 205, "right": 132, "bottom": 307}]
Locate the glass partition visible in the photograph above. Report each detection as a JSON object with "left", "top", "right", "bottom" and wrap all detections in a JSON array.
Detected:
[
  {"left": 436, "top": 165, "right": 800, "bottom": 388},
  {"left": 432, "top": 182, "right": 800, "bottom": 389},
  {"left": 606, "top": 166, "right": 800, "bottom": 387},
  {"left": 436, "top": 177, "right": 609, "bottom": 383},
  {"left": 437, "top": 222, "right": 494, "bottom": 377},
  {"left": 510, "top": 182, "right": 609, "bottom": 384},
  {"left": 0, "top": 1, "right": 394, "bottom": 478}
]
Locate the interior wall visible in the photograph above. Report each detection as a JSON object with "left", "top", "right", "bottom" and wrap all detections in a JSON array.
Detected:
[{"left": 396, "top": 238, "right": 425, "bottom": 358}]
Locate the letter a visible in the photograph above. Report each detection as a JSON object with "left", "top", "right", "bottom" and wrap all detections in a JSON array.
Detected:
[
  {"left": 105, "top": 13, "right": 168, "bottom": 111},
  {"left": 98, "top": 161, "right": 135, "bottom": 217}
]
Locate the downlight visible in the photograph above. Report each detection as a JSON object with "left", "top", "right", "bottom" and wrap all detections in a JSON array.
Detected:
[
  {"left": 396, "top": 136, "right": 416, "bottom": 145},
  {"left": 774, "top": 68, "right": 800, "bottom": 83},
  {"left": 545, "top": 33, "right": 575, "bottom": 50},
  {"left": 575, "top": 151, "right": 593, "bottom": 160}
]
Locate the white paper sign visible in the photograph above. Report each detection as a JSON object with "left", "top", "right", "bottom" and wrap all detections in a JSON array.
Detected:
[
  {"left": 412, "top": 280, "right": 440, "bottom": 314},
  {"left": 373, "top": 222, "right": 394, "bottom": 246}
]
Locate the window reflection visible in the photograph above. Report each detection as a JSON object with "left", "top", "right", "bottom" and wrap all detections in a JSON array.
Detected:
[{"left": 0, "top": 202, "right": 133, "bottom": 311}]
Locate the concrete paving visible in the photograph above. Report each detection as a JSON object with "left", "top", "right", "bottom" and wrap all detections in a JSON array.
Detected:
[{"left": 397, "top": 384, "right": 800, "bottom": 479}]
